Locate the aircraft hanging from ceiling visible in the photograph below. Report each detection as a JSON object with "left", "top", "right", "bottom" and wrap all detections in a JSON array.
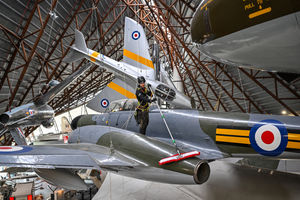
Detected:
[
  {"left": 0, "top": 63, "right": 92, "bottom": 145},
  {"left": 0, "top": 17, "right": 298, "bottom": 191},
  {"left": 64, "top": 17, "right": 192, "bottom": 111},
  {"left": 191, "top": 0, "right": 300, "bottom": 74}
]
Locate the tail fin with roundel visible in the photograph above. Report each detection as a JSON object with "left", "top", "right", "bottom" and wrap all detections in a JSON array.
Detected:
[
  {"left": 123, "top": 17, "right": 155, "bottom": 80},
  {"left": 86, "top": 78, "right": 136, "bottom": 113}
]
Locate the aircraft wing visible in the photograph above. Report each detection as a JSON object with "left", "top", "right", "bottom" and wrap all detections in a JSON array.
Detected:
[
  {"left": 33, "top": 63, "right": 92, "bottom": 106},
  {"left": 0, "top": 143, "right": 135, "bottom": 170}
]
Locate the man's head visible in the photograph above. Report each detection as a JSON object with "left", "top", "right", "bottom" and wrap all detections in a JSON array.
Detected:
[{"left": 137, "top": 76, "right": 146, "bottom": 88}]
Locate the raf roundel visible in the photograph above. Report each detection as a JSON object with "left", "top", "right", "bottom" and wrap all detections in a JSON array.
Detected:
[
  {"left": 249, "top": 119, "right": 288, "bottom": 156},
  {"left": 101, "top": 98, "right": 109, "bottom": 108},
  {"left": 131, "top": 31, "right": 140, "bottom": 40},
  {"left": 0, "top": 146, "right": 32, "bottom": 154}
]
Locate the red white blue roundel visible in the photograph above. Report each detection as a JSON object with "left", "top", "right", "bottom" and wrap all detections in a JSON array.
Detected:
[
  {"left": 132, "top": 31, "right": 140, "bottom": 40},
  {"left": 0, "top": 146, "right": 32, "bottom": 154},
  {"left": 249, "top": 119, "right": 288, "bottom": 156},
  {"left": 101, "top": 98, "right": 109, "bottom": 108}
]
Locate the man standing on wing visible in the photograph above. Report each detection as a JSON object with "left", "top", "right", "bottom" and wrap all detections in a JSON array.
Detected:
[{"left": 135, "top": 76, "right": 156, "bottom": 135}]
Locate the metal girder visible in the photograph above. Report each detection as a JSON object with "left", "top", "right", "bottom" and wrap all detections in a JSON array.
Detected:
[
  {"left": 240, "top": 69, "right": 299, "bottom": 116},
  {"left": 7, "top": 0, "right": 58, "bottom": 110},
  {"left": 0, "top": 1, "right": 39, "bottom": 93}
]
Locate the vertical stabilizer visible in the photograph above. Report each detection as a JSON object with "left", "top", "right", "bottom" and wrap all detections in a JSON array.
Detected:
[
  {"left": 87, "top": 78, "right": 136, "bottom": 113},
  {"left": 63, "top": 29, "right": 88, "bottom": 63},
  {"left": 123, "top": 17, "right": 155, "bottom": 79},
  {"left": 74, "top": 29, "right": 88, "bottom": 53}
]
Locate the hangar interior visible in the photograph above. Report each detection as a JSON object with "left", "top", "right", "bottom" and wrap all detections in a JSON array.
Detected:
[
  {"left": 0, "top": 0, "right": 299, "bottom": 145},
  {"left": 0, "top": 0, "right": 299, "bottom": 199}
]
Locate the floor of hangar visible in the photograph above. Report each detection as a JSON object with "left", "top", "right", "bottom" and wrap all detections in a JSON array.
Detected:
[{"left": 93, "top": 158, "right": 300, "bottom": 200}]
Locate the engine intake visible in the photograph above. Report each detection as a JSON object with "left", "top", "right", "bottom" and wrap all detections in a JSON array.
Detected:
[
  {"left": 0, "top": 114, "right": 9, "bottom": 124},
  {"left": 155, "top": 84, "right": 176, "bottom": 101},
  {"left": 42, "top": 118, "right": 54, "bottom": 128}
]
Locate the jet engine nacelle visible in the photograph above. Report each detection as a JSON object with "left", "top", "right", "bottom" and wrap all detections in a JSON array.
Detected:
[
  {"left": 194, "top": 161, "right": 210, "bottom": 184},
  {"left": 0, "top": 103, "right": 54, "bottom": 126},
  {"left": 0, "top": 106, "right": 35, "bottom": 125},
  {"left": 147, "top": 80, "right": 192, "bottom": 109},
  {"left": 69, "top": 126, "right": 211, "bottom": 184}
]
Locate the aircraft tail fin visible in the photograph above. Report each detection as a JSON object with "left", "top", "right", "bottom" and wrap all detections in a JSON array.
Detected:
[
  {"left": 64, "top": 29, "right": 88, "bottom": 63},
  {"left": 74, "top": 29, "right": 88, "bottom": 53},
  {"left": 87, "top": 77, "right": 136, "bottom": 113},
  {"left": 123, "top": 17, "right": 155, "bottom": 80}
]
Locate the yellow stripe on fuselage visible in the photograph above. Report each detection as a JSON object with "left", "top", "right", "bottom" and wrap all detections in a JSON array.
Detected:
[
  {"left": 288, "top": 133, "right": 300, "bottom": 141},
  {"left": 216, "top": 128, "right": 300, "bottom": 150},
  {"left": 287, "top": 141, "right": 300, "bottom": 149},
  {"left": 107, "top": 82, "right": 136, "bottom": 99},
  {"left": 216, "top": 128, "right": 250, "bottom": 137},
  {"left": 90, "top": 51, "right": 100, "bottom": 62},
  {"left": 123, "top": 49, "right": 154, "bottom": 69},
  {"left": 216, "top": 135, "right": 250, "bottom": 145}
]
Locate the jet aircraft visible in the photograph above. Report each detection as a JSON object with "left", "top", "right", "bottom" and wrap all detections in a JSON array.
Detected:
[
  {"left": 0, "top": 63, "right": 92, "bottom": 145},
  {"left": 0, "top": 17, "right": 298, "bottom": 191},
  {"left": 191, "top": 0, "right": 300, "bottom": 73}
]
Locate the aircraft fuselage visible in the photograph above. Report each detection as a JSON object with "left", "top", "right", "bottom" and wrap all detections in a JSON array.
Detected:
[
  {"left": 191, "top": 0, "right": 300, "bottom": 73},
  {"left": 73, "top": 109, "right": 300, "bottom": 160}
]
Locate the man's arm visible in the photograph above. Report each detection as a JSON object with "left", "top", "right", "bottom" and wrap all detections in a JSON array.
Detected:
[
  {"left": 136, "top": 89, "right": 151, "bottom": 103},
  {"left": 147, "top": 84, "right": 153, "bottom": 97}
]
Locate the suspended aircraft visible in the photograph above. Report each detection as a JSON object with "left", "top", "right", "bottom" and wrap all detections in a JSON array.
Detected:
[
  {"left": 191, "top": 0, "right": 300, "bottom": 74},
  {"left": 0, "top": 63, "right": 92, "bottom": 145},
  {"left": 0, "top": 17, "right": 298, "bottom": 191}
]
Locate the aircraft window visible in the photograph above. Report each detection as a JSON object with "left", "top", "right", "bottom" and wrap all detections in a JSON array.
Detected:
[
  {"left": 109, "top": 99, "right": 127, "bottom": 112},
  {"left": 109, "top": 99, "right": 139, "bottom": 112}
]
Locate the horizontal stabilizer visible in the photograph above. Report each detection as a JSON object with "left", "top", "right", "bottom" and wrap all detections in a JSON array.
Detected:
[{"left": 63, "top": 47, "right": 86, "bottom": 63}]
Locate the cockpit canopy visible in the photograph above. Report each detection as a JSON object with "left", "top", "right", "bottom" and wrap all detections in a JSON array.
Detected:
[{"left": 108, "top": 99, "right": 139, "bottom": 112}]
